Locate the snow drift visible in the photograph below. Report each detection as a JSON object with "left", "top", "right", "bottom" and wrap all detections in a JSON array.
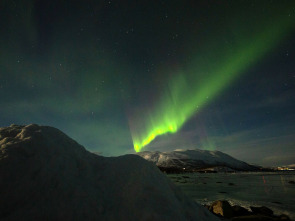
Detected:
[{"left": 0, "top": 124, "right": 218, "bottom": 221}]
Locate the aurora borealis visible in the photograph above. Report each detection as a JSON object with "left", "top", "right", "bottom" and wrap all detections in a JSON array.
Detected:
[
  {"left": 0, "top": 0, "right": 295, "bottom": 166},
  {"left": 131, "top": 14, "right": 294, "bottom": 152}
]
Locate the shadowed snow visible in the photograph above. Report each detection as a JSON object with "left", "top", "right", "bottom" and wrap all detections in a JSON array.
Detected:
[{"left": 0, "top": 124, "right": 219, "bottom": 221}]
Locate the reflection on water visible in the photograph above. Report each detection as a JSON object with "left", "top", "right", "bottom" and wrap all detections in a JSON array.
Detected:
[{"left": 167, "top": 172, "right": 295, "bottom": 219}]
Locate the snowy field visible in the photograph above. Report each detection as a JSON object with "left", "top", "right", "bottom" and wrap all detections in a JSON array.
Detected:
[{"left": 167, "top": 171, "right": 295, "bottom": 219}]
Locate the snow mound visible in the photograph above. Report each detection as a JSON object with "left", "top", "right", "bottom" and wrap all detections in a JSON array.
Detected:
[{"left": 0, "top": 124, "right": 218, "bottom": 220}]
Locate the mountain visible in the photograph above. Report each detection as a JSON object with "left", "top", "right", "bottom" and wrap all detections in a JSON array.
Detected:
[
  {"left": 0, "top": 124, "right": 218, "bottom": 221},
  {"left": 137, "top": 149, "right": 258, "bottom": 172}
]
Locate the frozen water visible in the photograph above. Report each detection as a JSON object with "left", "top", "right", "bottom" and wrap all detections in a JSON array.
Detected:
[{"left": 167, "top": 171, "right": 295, "bottom": 219}]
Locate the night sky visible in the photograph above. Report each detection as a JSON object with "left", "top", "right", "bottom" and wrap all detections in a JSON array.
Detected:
[{"left": 1, "top": 0, "right": 295, "bottom": 166}]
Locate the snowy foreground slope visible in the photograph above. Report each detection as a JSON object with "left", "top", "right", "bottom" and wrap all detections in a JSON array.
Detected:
[
  {"left": 137, "top": 149, "right": 257, "bottom": 171},
  {"left": 0, "top": 124, "right": 218, "bottom": 221}
]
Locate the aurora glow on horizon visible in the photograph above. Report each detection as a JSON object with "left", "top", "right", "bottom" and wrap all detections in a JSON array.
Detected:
[
  {"left": 130, "top": 16, "right": 294, "bottom": 152},
  {"left": 1, "top": 1, "right": 295, "bottom": 166}
]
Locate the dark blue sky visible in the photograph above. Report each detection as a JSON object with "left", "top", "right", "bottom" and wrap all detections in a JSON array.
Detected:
[{"left": 0, "top": 0, "right": 294, "bottom": 166}]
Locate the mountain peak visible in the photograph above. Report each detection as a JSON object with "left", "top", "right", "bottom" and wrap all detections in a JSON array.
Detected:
[{"left": 137, "top": 149, "right": 257, "bottom": 171}]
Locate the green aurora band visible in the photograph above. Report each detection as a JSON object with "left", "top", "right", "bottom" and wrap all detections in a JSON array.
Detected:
[{"left": 131, "top": 16, "right": 294, "bottom": 152}]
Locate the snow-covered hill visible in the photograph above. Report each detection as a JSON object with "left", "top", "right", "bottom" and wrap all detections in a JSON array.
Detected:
[
  {"left": 0, "top": 124, "right": 218, "bottom": 220},
  {"left": 137, "top": 149, "right": 257, "bottom": 171}
]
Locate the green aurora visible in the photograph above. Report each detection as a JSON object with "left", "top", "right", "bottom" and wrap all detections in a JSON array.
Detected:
[
  {"left": 131, "top": 15, "right": 294, "bottom": 152},
  {"left": 1, "top": 1, "right": 295, "bottom": 163}
]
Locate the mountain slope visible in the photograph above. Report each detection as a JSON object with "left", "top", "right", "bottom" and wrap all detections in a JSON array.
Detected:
[
  {"left": 0, "top": 124, "right": 218, "bottom": 221},
  {"left": 137, "top": 149, "right": 257, "bottom": 171}
]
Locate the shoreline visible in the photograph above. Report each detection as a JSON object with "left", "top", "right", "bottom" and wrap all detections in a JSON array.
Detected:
[
  {"left": 166, "top": 172, "right": 295, "bottom": 220},
  {"left": 200, "top": 199, "right": 294, "bottom": 221},
  {"left": 201, "top": 200, "right": 292, "bottom": 220}
]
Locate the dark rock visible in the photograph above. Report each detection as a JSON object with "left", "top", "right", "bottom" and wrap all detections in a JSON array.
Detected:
[
  {"left": 232, "top": 205, "right": 252, "bottom": 216},
  {"left": 207, "top": 204, "right": 213, "bottom": 212},
  {"left": 209, "top": 200, "right": 234, "bottom": 218},
  {"left": 250, "top": 206, "right": 273, "bottom": 216},
  {"left": 278, "top": 214, "right": 291, "bottom": 220},
  {"left": 228, "top": 182, "right": 235, "bottom": 186},
  {"left": 204, "top": 205, "right": 210, "bottom": 210},
  {"left": 288, "top": 180, "right": 295, "bottom": 184},
  {"left": 231, "top": 215, "right": 276, "bottom": 221}
]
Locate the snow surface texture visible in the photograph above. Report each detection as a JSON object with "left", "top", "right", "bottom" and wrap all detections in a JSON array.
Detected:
[
  {"left": 0, "top": 124, "right": 219, "bottom": 221},
  {"left": 137, "top": 149, "right": 255, "bottom": 171}
]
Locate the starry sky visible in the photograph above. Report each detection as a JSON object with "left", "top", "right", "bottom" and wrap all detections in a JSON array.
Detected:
[{"left": 0, "top": 0, "right": 295, "bottom": 166}]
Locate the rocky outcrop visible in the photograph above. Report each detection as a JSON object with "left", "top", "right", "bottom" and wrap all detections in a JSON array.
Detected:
[
  {"left": 250, "top": 206, "right": 274, "bottom": 216},
  {"left": 204, "top": 200, "right": 291, "bottom": 221},
  {"left": 231, "top": 215, "right": 277, "bottom": 220},
  {"left": 232, "top": 205, "right": 252, "bottom": 217},
  {"left": 0, "top": 124, "right": 219, "bottom": 221},
  {"left": 209, "top": 200, "right": 234, "bottom": 218}
]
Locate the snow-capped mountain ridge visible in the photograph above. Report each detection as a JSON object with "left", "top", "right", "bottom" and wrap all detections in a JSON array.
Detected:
[{"left": 137, "top": 148, "right": 257, "bottom": 171}]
